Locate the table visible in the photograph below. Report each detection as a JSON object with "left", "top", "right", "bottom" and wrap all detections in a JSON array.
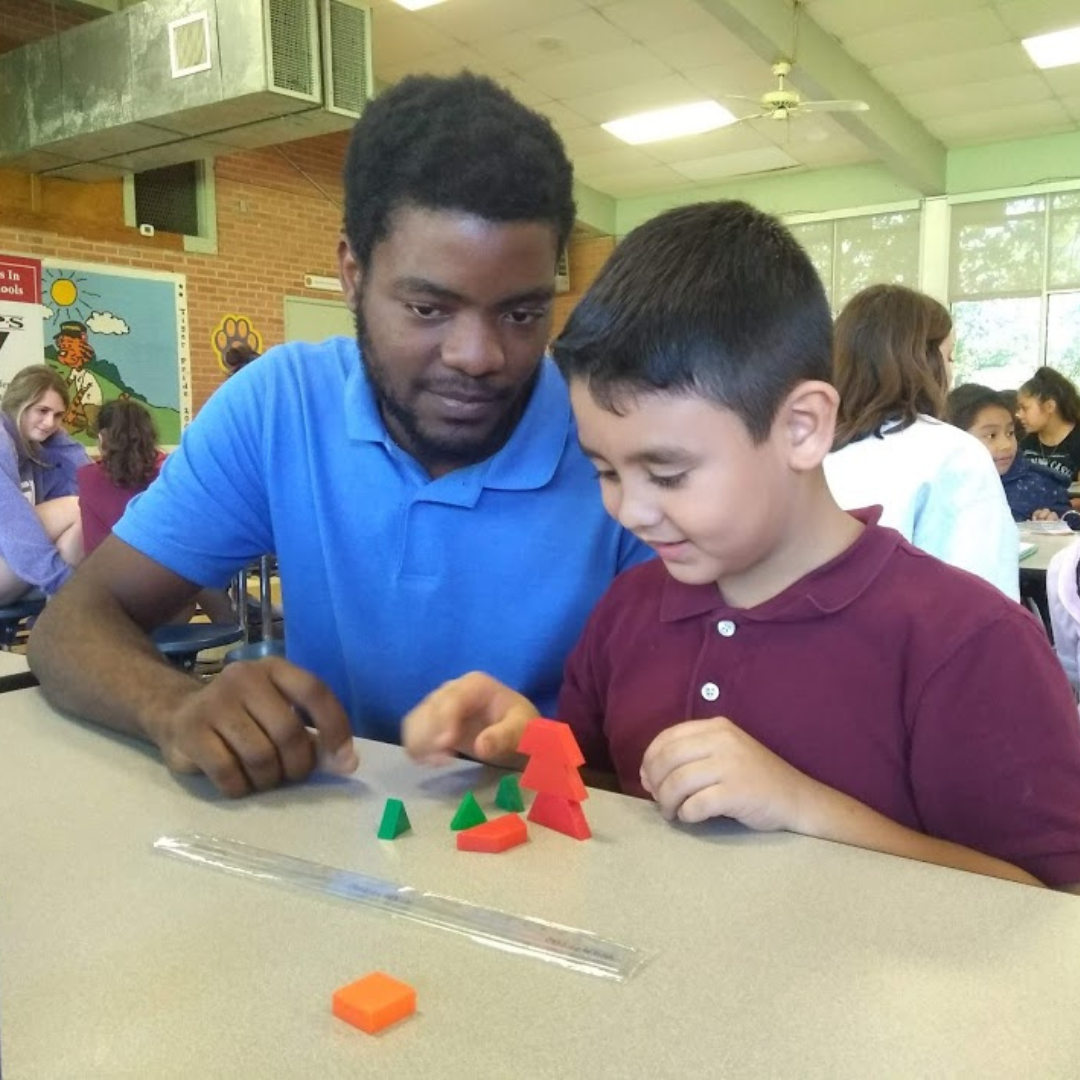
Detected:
[
  {"left": 4, "top": 688, "right": 1080, "bottom": 1078},
  {"left": 1018, "top": 529, "right": 1077, "bottom": 572},
  {"left": 0, "top": 649, "right": 32, "bottom": 692}
]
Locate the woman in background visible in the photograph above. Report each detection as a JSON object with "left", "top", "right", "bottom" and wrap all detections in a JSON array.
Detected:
[
  {"left": 0, "top": 365, "right": 88, "bottom": 604},
  {"left": 78, "top": 398, "right": 234, "bottom": 622},
  {"left": 824, "top": 284, "right": 1018, "bottom": 599}
]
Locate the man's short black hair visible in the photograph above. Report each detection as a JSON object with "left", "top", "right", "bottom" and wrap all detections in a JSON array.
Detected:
[
  {"left": 551, "top": 200, "right": 832, "bottom": 442},
  {"left": 343, "top": 72, "right": 576, "bottom": 268}
]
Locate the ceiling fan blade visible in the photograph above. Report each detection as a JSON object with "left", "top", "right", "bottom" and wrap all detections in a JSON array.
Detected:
[
  {"left": 729, "top": 112, "right": 768, "bottom": 125},
  {"left": 798, "top": 99, "right": 870, "bottom": 113}
]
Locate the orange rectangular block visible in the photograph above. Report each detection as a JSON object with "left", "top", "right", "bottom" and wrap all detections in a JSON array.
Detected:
[
  {"left": 332, "top": 972, "right": 416, "bottom": 1034},
  {"left": 517, "top": 718, "right": 585, "bottom": 767},
  {"left": 456, "top": 812, "right": 528, "bottom": 853},
  {"left": 520, "top": 755, "right": 588, "bottom": 802}
]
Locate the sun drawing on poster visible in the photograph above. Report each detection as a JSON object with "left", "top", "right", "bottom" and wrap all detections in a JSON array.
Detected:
[{"left": 43, "top": 270, "right": 99, "bottom": 320}]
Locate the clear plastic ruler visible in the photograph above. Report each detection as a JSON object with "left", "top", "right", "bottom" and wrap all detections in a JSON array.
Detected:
[{"left": 154, "top": 833, "right": 646, "bottom": 981}]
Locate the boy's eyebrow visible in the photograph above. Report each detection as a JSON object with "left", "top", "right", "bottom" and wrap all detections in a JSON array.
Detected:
[
  {"left": 579, "top": 444, "right": 693, "bottom": 466},
  {"left": 392, "top": 277, "right": 555, "bottom": 307}
]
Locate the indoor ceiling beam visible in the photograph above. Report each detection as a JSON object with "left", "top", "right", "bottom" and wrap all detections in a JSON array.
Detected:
[{"left": 696, "top": 0, "right": 946, "bottom": 194}]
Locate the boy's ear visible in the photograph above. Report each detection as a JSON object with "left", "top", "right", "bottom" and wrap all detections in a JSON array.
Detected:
[
  {"left": 777, "top": 380, "right": 839, "bottom": 472},
  {"left": 338, "top": 235, "right": 362, "bottom": 313}
]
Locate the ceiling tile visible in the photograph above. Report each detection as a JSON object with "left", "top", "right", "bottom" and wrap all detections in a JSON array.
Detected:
[
  {"left": 559, "top": 125, "right": 627, "bottom": 155},
  {"left": 807, "top": 0, "right": 991, "bottom": 40},
  {"left": 646, "top": 25, "right": 768, "bottom": 74},
  {"left": 840, "top": 10, "right": 1011, "bottom": 68},
  {"left": 872, "top": 44, "right": 1033, "bottom": 95},
  {"left": 902, "top": 74, "right": 1052, "bottom": 119},
  {"left": 531, "top": 100, "right": 593, "bottom": 130},
  {"left": 520, "top": 44, "right": 673, "bottom": 99},
  {"left": 369, "top": 6, "right": 460, "bottom": 69},
  {"left": 925, "top": 98, "right": 1074, "bottom": 142},
  {"left": 572, "top": 146, "right": 661, "bottom": 178},
  {"left": 599, "top": 0, "right": 723, "bottom": 40},
  {"left": 1043, "top": 66, "right": 1080, "bottom": 96},
  {"left": 643, "top": 124, "right": 774, "bottom": 163},
  {"left": 470, "top": 10, "right": 631, "bottom": 72},
  {"left": 993, "top": 0, "right": 1080, "bottom": 38},
  {"left": 562, "top": 74, "right": 704, "bottom": 124},
  {"left": 410, "top": 0, "right": 588, "bottom": 43},
  {"left": 671, "top": 145, "right": 800, "bottom": 181},
  {"left": 583, "top": 165, "right": 697, "bottom": 198}
]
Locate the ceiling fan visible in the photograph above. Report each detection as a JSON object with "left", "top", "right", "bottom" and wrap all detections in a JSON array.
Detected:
[{"left": 726, "top": 60, "right": 870, "bottom": 125}]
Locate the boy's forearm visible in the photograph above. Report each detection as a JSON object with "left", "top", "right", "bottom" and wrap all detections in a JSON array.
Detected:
[{"left": 793, "top": 779, "right": 1043, "bottom": 887}]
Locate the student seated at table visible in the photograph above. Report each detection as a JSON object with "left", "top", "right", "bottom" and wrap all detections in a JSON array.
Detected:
[
  {"left": 1016, "top": 367, "right": 1080, "bottom": 489},
  {"left": 946, "top": 383, "right": 1078, "bottom": 527},
  {"left": 0, "top": 365, "right": 89, "bottom": 605},
  {"left": 823, "top": 285, "right": 1018, "bottom": 598},
  {"left": 78, "top": 399, "right": 235, "bottom": 622},
  {"left": 404, "top": 200, "right": 1080, "bottom": 891}
]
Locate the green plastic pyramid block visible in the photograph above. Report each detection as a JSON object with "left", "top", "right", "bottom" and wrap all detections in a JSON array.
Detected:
[
  {"left": 495, "top": 774, "right": 525, "bottom": 813},
  {"left": 377, "top": 798, "right": 411, "bottom": 840},
  {"left": 450, "top": 791, "right": 487, "bottom": 831}
]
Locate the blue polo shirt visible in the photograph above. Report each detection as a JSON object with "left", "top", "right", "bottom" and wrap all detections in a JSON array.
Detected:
[{"left": 115, "top": 337, "right": 650, "bottom": 741}]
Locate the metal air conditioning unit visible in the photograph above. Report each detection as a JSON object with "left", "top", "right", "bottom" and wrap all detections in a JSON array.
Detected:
[{"left": 0, "top": 0, "right": 372, "bottom": 180}]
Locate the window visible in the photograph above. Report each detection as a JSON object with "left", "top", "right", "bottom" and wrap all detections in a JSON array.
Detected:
[
  {"left": 788, "top": 208, "right": 921, "bottom": 311},
  {"left": 950, "top": 191, "right": 1080, "bottom": 390}
]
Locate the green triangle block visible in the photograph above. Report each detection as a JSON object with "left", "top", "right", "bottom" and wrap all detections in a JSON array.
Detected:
[
  {"left": 495, "top": 774, "right": 525, "bottom": 813},
  {"left": 450, "top": 791, "right": 487, "bottom": 831},
  {"left": 377, "top": 798, "right": 411, "bottom": 840}
]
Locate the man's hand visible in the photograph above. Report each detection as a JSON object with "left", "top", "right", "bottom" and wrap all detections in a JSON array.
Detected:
[
  {"left": 402, "top": 671, "right": 539, "bottom": 766},
  {"left": 148, "top": 658, "right": 358, "bottom": 797},
  {"left": 640, "top": 717, "right": 817, "bottom": 831}
]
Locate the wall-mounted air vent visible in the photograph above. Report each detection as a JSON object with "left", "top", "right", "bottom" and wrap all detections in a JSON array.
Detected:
[
  {"left": 169, "top": 12, "right": 212, "bottom": 78},
  {"left": 322, "top": 0, "right": 373, "bottom": 117},
  {"left": 269, "top": 0, "right": 318, "bottom": 98}
]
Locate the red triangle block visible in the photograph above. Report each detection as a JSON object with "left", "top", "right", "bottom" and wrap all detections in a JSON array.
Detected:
[
  {"left": 456, "top": 813, "right": 528, "bottom": 853},
  {"left": 527, "top": 792, "right": 591, "bottom": 841},
  {"left": 517, "top": 718, "right": 585, "bottom": 767},
  {"left": 520, "top": 755, "right": 588, "bottom": 802}
]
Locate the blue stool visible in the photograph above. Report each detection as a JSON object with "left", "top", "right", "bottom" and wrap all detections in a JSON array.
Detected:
[
  {"left": 152, "top": 622, "right": 244, "bottom": 671},
  {"left": 0, "top": 593, "right": 47, "bottom": 651},
  {"left": 224, "top": 638, "right": 285, "bottom": 665}
]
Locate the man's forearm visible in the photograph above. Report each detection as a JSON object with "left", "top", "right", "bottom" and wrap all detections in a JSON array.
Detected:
[{"left": 27, "top": 582, "right": 200, "bottom": 747}]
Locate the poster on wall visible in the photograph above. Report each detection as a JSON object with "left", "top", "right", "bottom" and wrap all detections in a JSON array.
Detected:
[
  {"left": 0, "top": 253, "right": 190, "bottom": 445},
  {"left": 0, "top": 255, "right": 46, "bottom": 397}
]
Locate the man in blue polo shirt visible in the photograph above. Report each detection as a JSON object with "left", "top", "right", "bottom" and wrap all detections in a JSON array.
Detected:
[{"left": 28, "top": 73, "right": 650, "bottom": 797}]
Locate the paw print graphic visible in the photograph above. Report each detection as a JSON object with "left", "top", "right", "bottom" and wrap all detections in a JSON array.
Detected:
[{"left": 213, "top": 315, "right": 263, "bottom": 375}]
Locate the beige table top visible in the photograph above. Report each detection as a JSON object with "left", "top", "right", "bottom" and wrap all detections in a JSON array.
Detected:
[
  {"left": 3, "top": 688, "right": 1080, "bottom": 1079},
  {"left": 0, "top": 651, "right": 29, "bottom": 679},
  {"left": 1019, "top": 528, "right": 1077, "bottom": 572}
]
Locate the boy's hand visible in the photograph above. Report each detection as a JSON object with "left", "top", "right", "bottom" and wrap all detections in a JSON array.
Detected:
[
  {"left": 402, "top": 671, "right": 539, "bottom": 766},
  {"left": 1032, "top": 509, "right": 1060, "bottom": 521},
  {"left": 640, "top": 717, "right": 818, "bottom": 832},
  {"left": 149, "top": 658, "right": 358, "bottom": 797}
]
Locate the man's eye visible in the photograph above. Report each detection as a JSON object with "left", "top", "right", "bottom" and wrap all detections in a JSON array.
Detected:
[
  {"left": 408, "top": 304, "right": 443, "bottom": 319},
  {"left": 505, "top": 309, "right": 544, "bottom": 325},
  {"left": 651, "top": 473, "right": 687, "bottom": 490}
]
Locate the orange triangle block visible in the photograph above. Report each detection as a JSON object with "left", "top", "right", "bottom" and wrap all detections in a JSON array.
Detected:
[
  {"left": 456, "top": 813, "right": 528, "bottom": 853},
  {"left": 517, "top": 718, "right": 585, "bottom": 767},
  {"left": 527, "top": 791, "right": 591, "bottom": 841},
  {"left": 520, "top": 755, "right": 587, "bottom": 802}
]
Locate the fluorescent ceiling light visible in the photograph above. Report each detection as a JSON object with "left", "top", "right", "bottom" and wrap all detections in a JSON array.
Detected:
[
  {"left": 602, "top": 101, "right": 738, "bottom": 145},
  {"left": 391, "top": 0, "right": 448, "bottom": 10},
  {"left": 1022, "top": 24, "right": 1080, "bottom": 69}
]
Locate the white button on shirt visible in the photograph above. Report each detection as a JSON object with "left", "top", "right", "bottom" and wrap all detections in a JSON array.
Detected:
[
  {"left": 716, "top": 620, "right": 736, "bottom": 637},
  {"left": 701, "top": 682, "right": 720, "bottom": 702}
]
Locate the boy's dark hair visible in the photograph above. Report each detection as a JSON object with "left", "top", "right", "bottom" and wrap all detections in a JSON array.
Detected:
[
  {"left": 832, "top": 284, "right": 953, "bottom": 449},
  {"left": 1019, "top": 366, "right": 1080, "bottom": 425},
  {"left": 97, "top": 398, "right": 158, "bottom": 488},
  {"left": 945, "top": 383, "right": 1009, "bottom": 432},
  {"left": 551, "top": 200, "right": 832, "bottom": 442},
  {"left": 343, "top": 73, "right": 575, "bottom": 269}
]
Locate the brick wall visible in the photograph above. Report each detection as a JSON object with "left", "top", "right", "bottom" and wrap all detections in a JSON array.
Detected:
[
  {"left": 551, "top": 235, "right": 616, "bottom": 338},
  {"left": 0, "top": 0, "right": 88, "bottom": 54}
]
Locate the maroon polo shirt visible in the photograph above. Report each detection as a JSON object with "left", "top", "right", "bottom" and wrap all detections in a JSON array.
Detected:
[
  {"left": 77, "top": 452, "right": 166, "bottom": 555},
  {"left": 559, "top": 512, "right": 1080, "bottom": 886}
]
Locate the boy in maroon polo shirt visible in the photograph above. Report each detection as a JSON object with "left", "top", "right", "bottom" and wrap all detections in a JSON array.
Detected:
[{"left": 404, "top": 200, "right": 1080, "bottom": 890}]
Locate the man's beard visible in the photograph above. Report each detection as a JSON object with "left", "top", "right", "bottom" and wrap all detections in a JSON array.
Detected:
[{"left": 354, "top": 309, "right": 536, "bottom": 473}]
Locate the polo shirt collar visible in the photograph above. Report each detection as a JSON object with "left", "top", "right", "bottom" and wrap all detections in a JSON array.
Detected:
[
  {"left": 659, "top": 507, "right": 897, "bottom": 624},
  {"left": 344, "top": 352, "right": 569, "bottom": 494}
]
